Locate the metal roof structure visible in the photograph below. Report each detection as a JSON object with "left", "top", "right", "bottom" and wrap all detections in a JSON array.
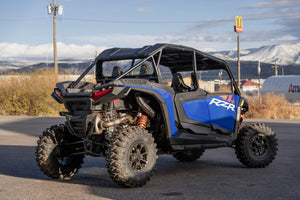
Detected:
[{"left": 96, "top": 43, "right": 228, "bottom": 71}]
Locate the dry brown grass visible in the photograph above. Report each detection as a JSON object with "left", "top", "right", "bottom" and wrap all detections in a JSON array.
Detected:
[
  {"left": 1, "top": 71, "right": 299, "bottom": 119},
  {"left": 245, "top": 93, "right": 300, "bottom": 119},
  {"left": 216, "top": 85, "right": 232, "bottom": 93},
  {"left": 0, "top": 70, "right": 64, "bottom": 116}
]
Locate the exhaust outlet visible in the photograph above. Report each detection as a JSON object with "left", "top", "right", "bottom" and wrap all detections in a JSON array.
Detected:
[{"left": 95, "top": 114, "right": 136, "bottom": 134}]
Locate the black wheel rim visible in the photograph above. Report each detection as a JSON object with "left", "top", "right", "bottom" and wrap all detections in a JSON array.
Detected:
[
  {"left": 57, "top": 156, "right": 73, "bottom": 165},
  {"left": 55, "top": 146, "right": 73, "bottom": 166},
  {"left": 128, "top": 141, "right": 148, "bottom": 172},
  {"left": 250, "top": 134, "right": 269, "bottom": 157}
]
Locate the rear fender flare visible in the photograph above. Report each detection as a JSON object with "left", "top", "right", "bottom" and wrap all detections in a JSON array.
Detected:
[{"left": 119, "top": 85, "right": 177, "bottom": 138}]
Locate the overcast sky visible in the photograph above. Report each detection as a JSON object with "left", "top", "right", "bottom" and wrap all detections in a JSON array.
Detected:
[{"left": 0, "top": 0, "right": 299, "bottom": 60}]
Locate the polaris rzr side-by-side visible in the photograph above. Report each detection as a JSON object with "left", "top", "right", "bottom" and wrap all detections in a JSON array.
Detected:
[{"left": 35, "top": 44, "right": 278, "bottom": 187}]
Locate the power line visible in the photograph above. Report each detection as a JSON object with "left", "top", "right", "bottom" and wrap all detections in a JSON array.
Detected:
[
  {"left": 59, "top": 15, "right": 300, "bottom": 24},
  {"left": 61, "top": 17, "right": 202, "bottom": 24},
  {"left": 1, "top": 14, "right": 299, "bottom": 24},
  {"left": 0, "top": 18, "right": 46, "bottom": 22}
]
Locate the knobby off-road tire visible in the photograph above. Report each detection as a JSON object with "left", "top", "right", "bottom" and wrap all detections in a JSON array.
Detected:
[
  {"left": 35, "top": 124, "right": 84, "bottom": 179},
  {"left": 235, "top": 123, "right": 278, "bottom": 168},
  {"left": 173, "top": 148, "right": 205, "bottom": 162},
  {"left": 106, "top": 126, "right": 157, "bottom": 187}
]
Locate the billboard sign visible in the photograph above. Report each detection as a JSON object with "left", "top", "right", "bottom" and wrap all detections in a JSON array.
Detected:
[{"left": 234, "top": 16, "right": 243, "bottom": 33}]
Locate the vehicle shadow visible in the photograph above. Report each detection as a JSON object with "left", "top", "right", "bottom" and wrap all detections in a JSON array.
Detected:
[
  {"left": 0, "top": 118, "right": 298, "bottom": 199},
  {"left": 0, "top": 144, "right": 242, "bottom": 182},
  {"left": 0, "top": 144, "right": 290, "bottom": 200},
  {"left": 0, "top": 145, "right": 44, "bottom": 180},
  {"left": 0, "top": 116, "right": 65, "bottom": 137}
]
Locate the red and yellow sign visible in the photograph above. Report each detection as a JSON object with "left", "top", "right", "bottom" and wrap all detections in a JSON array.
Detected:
[{"left": 234, "top": 16, "right": 243, "bottom": 33}]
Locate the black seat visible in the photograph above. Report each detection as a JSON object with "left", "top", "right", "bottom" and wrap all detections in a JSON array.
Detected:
[
  {"left": 112, "top": 66, "right": 123, "bottom": 78},
  {"left": 171, "top": 73, "right": 191, "bottom": 92},
  {"left": 140, "top": 64, "right": 151, "bottom": 76}
]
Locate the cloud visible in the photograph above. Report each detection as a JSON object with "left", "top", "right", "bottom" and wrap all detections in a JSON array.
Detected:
[
  {"left": 275, "top": 16, "right": 300, "bottom": 40},
  {"left": 71, "top": 33, "right": 237, "bottom": 51},
  {"left": 71, "top": 34, "right": 178, "bottom": 48},
  {"left": 0, "top": 42, "right": 107, "bottom": 59},
  {"left": 244, "top": 7, "right": 300, "bottom": 41},
  {"left": 181, "top": 1, "right": 300, "bottom": 48},
  {"left": 243, "top": 0, "right": 300, "bottom": 9},
  {"left": 1, "top": 34, "right": 234, "bottom": 61},
  {"left": 184, "top": 18, "right": 232, "bottom": 33},
  {"left": 0, "top": 43, "right": 52, "bottom": 58},
  {"left": 136, "top": 7, "right": 151, "bottom": 13}
]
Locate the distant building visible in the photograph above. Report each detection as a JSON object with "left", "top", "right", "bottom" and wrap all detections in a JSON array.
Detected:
[
  {"left": 230, "top": 80, "right": 262, "bottom": 93},
  {"left": 240, "top": 80, "right": 262, "bottom": 92},
  {"left": 261, "top": 75, "right": 300, "bottom": 102}
]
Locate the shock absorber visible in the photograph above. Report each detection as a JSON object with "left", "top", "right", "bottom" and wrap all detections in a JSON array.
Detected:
[
  {"left": 239, "top": 114, "right": 244, "bottom": 130},
  {"left": 137, "top": 114, "right": 148, "bottom": 129}
]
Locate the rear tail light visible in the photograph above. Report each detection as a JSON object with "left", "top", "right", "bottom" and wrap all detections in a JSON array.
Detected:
[
  {"left": 51, "top": 88, "right": 64, "bottom": 103},
  {"left": 54, "top": 89, "right": 64, "bottom": 100},
  {"left": 92, "top": 88, "right": 112, "bottom": 101}
]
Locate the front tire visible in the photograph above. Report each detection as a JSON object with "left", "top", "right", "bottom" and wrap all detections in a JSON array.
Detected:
[
  {"left": 235, "top": 123, "right": 278, "bottom": 168},
  {"left": 106, "top": 126, "right": 157, "bottom": 187},
  {"left": 35, "top": 124, "right": 84, "bottom": 179}
]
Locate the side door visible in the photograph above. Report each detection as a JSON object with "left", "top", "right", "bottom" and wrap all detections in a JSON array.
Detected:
[{"left": 175, "top": 70, "right": 240, "bottom": 134}]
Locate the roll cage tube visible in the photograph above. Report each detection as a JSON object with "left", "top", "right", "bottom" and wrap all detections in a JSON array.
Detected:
[
  {"left": 69, "top": 61, "right": 96, "bottom": 88},
  {"left": 192, "top": 51, "right": 199, "bottom": 89},
  {"left": 96, "top": 51, "right": 163, "bottom": 84},
  {"left": 69, "top": 44, "right": 241, "bottom": 95},
  {"left": 114, "top": 56, "right": 154, "bottom": 81},
  {"left": 227, "top": 66, "right": 240, "bottom": 96}
]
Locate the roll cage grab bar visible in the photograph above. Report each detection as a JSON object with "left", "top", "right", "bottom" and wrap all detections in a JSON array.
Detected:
[{"left": 69, "top": 49, "right": 240, "bottom": 96}]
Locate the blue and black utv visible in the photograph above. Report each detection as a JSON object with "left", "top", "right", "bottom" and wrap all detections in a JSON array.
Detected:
[{"left": 36, "top": 44, "right": 278, "bottom": 187}]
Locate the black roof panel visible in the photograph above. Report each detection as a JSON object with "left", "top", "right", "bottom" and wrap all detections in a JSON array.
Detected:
[{"left": 96, "top": 43, "right": 228, "bottom": 70}]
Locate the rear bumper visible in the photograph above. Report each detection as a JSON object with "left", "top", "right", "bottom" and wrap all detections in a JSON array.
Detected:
[{"left": 65, "top": 114, "right": 95, "bottom": 137}]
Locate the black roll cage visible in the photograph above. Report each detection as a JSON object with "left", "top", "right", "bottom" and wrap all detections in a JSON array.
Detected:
[{"left": 69, "top": 43, "right": 240, "bottom": 95}]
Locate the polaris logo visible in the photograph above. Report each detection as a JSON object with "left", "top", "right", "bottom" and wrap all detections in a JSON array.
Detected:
[{"left": 209, "top": 98, "right": 235, "bottom": 112}]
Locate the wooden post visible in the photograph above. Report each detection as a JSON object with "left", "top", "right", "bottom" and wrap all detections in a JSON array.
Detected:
[{"left": 53, "top": 0, "right": 58, "bottom": 74}]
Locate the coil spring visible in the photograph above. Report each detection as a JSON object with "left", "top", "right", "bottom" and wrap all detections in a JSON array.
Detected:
[
  {"left": 137, "top": 114, "right": 148, "bottom": 129},
  {"left": 239, "top": 114, "right": 244, "bottom": 130}
]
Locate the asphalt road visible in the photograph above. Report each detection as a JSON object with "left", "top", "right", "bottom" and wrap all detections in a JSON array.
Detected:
[{"left": 0, "top": 116, "right": 299, "bottom": 200}]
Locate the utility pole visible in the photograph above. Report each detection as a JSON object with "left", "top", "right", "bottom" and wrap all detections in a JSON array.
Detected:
[
  {"left": 47, "top": 1, "right": 63, "bottom": 75},
  {"left": 257, "top": 60, "right": 261, "bottom": 103},
  {"left": 272, "top": 62, "right": 278, "bottom": 76},
  {"left": 53, "top": 0, "right": 58, "bottom": 74},
  {"left": 234, "top": 16, "right": 243, "bottom": 89},
  {"left": 237, "top": 33, "right": 240, "bottom": 88}
]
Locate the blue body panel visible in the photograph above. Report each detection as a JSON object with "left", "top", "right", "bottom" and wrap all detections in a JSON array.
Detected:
[
  {"left": 118, "top": 85, "right": 177, "bottom": 136},
  {"left": 182, "top": 95, "right": 240, "bottom": 131}
]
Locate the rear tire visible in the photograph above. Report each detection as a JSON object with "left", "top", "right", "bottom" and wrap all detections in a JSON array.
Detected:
[
  {"left": 173, "top": 148, "right": 205, "bottom": 162},
  {"left": 106, "top": 126, "right": 157, "bottom": 187},
  {"left": 35, "top": 124, "right": 84, "bottom": 179},
  {"left": 235, "top": 123, "right": 278, "bottom": 168}
]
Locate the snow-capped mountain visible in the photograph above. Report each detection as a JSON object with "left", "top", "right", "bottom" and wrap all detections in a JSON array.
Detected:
[
  {"left": 1, "top": 43, "right": 300, "bottom": 77},
  {"left": 0, "top": 59, "right": 93, "bottom": 74},
  {"left": 210, "top": 43, "right": 300, "bottom": 65}
]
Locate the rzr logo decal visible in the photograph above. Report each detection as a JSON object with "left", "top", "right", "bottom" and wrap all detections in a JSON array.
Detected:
[
  {"left": 220, "top": 95, "right": 235, "bottom": 104},
  {"left": 209, "top": 97, "right": 235, "bottom": 112}
]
